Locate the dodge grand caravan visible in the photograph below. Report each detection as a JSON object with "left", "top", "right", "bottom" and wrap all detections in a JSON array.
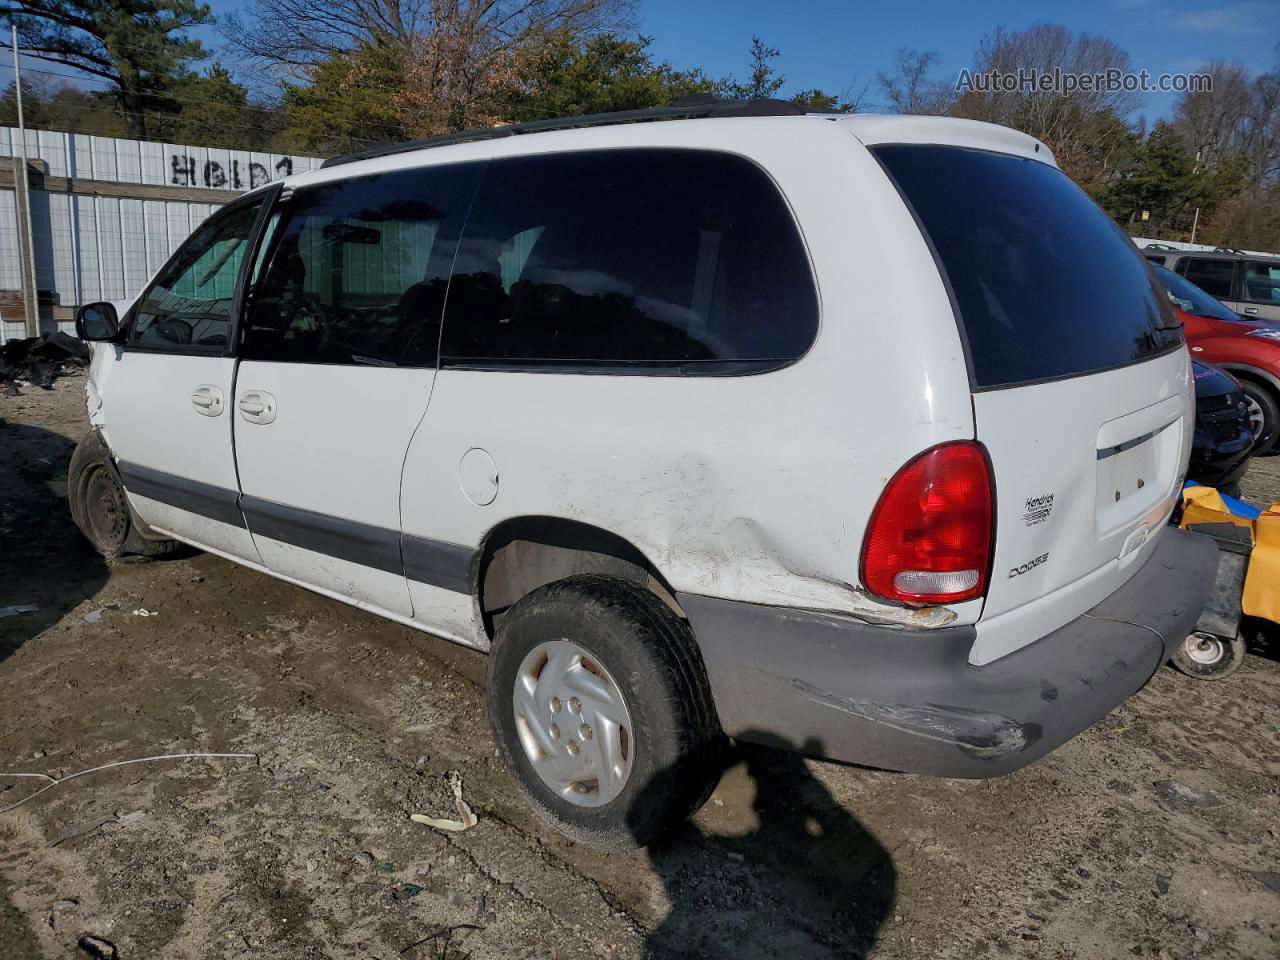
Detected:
[{"left": 70, "top": 99, "right": 1218, "bottom": 846}]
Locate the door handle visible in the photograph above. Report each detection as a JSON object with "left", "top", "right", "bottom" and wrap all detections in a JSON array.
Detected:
[
  {"left": 1244, "top": 307, "right": 1259, "bottom": 315},
  {"left": 238, "top": 390, "right": 277, "bottom": 425},
  {"left": 191, "top": 384, "right": 224, "bottom": 417}
]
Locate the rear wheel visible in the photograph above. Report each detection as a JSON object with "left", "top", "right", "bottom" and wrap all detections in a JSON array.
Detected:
[
  {"left": 1238, "top": 379, "right": 1279, "bottom": 456},
  {"left": 69, "top": 431, "right": 180, "bottom": 560},
  {"left": 488, "top": 575, "right": 723, "bottom": 848},
  {"left": 1171, "top": 630, "right": 1246, "bottom": 680}
]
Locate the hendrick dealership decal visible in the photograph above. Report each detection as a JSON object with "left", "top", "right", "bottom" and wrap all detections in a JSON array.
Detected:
[{"left": 1022, "top": 493, "right": 1055, "bottom": 527}]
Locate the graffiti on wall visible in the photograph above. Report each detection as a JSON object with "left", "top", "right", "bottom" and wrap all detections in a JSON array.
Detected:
[{"left": 171, "top": 155, "right": 295, "bottom": 190}]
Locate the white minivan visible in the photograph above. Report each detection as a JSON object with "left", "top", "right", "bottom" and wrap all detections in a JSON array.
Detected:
[{"left": 70, "top": 99, "right": 1217, "bottom": 846}]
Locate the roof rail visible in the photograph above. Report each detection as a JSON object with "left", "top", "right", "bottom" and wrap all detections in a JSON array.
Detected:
[{"left": 320, "top": 97, "right": 812, "bottom": 169}]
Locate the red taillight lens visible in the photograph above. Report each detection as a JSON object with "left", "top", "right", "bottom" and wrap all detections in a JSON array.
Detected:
[{"left": 860, "top": 441, "right": 994, "bottom": 605}]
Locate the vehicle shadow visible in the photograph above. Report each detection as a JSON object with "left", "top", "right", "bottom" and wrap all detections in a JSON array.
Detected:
[
  {"left": 633, "top": 733, "right": 896, "bottom": 959},
  {"left": 0, "top": 421, "right": 109, "bottom": 665}
]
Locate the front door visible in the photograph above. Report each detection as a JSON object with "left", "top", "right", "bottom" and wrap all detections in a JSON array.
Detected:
[
  {"left": 103, "top": 194, "right": 271, "bottom": 561},
  {"left": 231, "top": 162, "right": 483, "bottom": 617}
]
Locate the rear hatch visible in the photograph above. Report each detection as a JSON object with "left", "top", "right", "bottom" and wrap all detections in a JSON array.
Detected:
[{"left": 875, "top": 144, "right": 1191, "bottom": 664}]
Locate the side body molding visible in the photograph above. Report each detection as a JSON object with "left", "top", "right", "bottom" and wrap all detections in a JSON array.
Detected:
[{"left": 115, "top": 461, "right": 475, "bottom": 594}]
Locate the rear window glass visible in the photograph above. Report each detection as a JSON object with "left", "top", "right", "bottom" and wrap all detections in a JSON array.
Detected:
[
  {"left": 439, "top": 149, "right": 818, "bottom": 373},
  {"left": 874, "top": 145, "right": 1181, "bottom": 389}
]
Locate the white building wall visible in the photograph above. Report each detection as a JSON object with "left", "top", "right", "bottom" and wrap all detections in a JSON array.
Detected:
[{"left": 0, "top": 127, "right": 322, "bottom": 340}]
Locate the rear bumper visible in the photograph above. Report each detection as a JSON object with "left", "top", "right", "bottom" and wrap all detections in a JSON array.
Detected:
[{"left": 677, "top": 527, "right": 1219, "bottom": 778}]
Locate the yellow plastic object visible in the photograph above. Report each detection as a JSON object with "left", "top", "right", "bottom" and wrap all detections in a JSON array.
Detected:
[
  {"left": 1244, "top": 504, "right": 1280, "bottom": 623},
  {"left": 1180, "top": 486, "right": 1254, "bottom": 533},
  {"left": 1179, "top": 486, "right": 1280, "bottom": 624}
]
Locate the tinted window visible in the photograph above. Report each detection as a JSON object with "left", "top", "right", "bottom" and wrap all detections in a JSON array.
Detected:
[
  {"left": 440, "top": 149, "right": 818, "bottom": 372},
  {"left": 874, "top": 145, "right": 1181, "bottom": 389},
  {"left": 1244, "top": 261, "right": 1280, "bottom": 305},
  {"left": 1152, "top": 264, "right": 1240, "bottom": 322},
  {"left": 1181, "top": 258, "right": 1236, "bottom": 300},
  {"left": 1144, "top": 254, "right": 1168, "bottom": 265},
  {"left": 130, "top": 199, "right": 263, "bottom": 353},
  {"left": 242, "top": 163, "right": 481, "bottom": 365}
]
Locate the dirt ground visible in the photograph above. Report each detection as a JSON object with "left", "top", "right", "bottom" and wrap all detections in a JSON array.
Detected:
[{"left": 1, "top": 371, "right": 1278, "bottom": 960}]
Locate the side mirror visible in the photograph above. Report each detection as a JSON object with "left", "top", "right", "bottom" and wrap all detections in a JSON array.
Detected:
[{"left": 75, "top": 301, "right": 122, "bottom": 342}]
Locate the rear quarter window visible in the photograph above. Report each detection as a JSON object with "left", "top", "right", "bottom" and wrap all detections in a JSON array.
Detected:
[
  {"left": 874, "top": 144, "right": 1181, "bottom": 390},
  {"left": 439, "top": 148, "right": 819, "bottom": 374}
]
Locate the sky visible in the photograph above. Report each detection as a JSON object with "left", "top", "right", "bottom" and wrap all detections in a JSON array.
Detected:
[
  {"left": 633, "top": 0, "right": 1278, "bottom": 121},
  {"left": 3, "top": 0, "right": 1278, "bottom": 123}
]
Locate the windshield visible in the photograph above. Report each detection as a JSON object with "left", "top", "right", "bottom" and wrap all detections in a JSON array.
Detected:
[
  {"left": 874, "top": 145, "right": 1182, "bottom": 389},
  {"left": 1152, "top": 264, "right": 1241, "bottom": 322}
]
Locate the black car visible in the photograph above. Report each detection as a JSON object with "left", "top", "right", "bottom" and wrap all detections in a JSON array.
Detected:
[{"left": 1190, "top": 360, "right": 1261, "bottom": 496}]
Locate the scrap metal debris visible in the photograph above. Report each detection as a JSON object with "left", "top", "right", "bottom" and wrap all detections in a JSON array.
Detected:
[
  {"left": 410, "top": 770, "right": 478, "bottom": 832},
  {"left": 1, "top": 332, "right": 89, "bottom": 392},
  {"left": 132, "top": 608, "right": 157, "bottom": 617}
]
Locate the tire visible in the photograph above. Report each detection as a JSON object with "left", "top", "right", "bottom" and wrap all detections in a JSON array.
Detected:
[
  {"left": 488, "top": 574, "right": 724, "bottom": 848},
  {"left": 1171, "top": 630, "right": 1246, "bottom": 680},
  {"left": 1238, "top": 379, "right": 1280, "bottom": 456},
  {"left": 68, "top": 430, "right": 181, "bottom": 560}
]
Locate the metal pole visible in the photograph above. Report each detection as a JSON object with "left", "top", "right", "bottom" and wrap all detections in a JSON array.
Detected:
[
  {"left": 1189, "top": 207, "right": 1201, "bottom": 246},
  {"left": 11, "top": 26, "right": 40, "bottom": 336}
]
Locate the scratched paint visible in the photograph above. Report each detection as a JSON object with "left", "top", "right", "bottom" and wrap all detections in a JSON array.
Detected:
[{"left": 791, "top": 677, "right": 1034, "bottom": 758}]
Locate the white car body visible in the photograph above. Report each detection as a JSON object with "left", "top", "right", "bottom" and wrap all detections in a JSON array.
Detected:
[{"left": 81, "top": 110, "right": 1216, "bottom": 778}]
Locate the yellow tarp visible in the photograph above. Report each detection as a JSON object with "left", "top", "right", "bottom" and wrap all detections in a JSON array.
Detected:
[
  {"left": 1246, "top": 505, "right": 1280, "bottom": 623},
  {"left": 1179, "top": 486, "right": 1280, "bottom": 624}
]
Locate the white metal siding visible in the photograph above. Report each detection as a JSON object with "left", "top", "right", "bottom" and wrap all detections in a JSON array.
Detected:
[
  {"left": 0, "top": 127, "right": 322, "bottom": 186},
  {"left": 0, "top": 127, "right": 322, "bottom": 339}
]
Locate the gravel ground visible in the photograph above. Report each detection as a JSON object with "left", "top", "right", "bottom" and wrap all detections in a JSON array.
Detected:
[{"left": 1, "top": 373, "right": 1278, "bottom": 960}]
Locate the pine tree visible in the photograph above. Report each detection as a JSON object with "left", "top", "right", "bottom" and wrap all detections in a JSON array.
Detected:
[{"left": 2, "top": 0, "right": 211, "bottom": 138}]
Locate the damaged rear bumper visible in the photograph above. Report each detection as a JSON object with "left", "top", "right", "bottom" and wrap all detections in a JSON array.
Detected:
[{"left": 677, "top": 527, "right": 1219, "bottom": 778}]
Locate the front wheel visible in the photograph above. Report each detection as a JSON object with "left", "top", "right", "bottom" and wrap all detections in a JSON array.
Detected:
[
  {"left": 68, "top": 431, "right": 180, "bottom": 559},
  {"left": 488, "top": 575, "right": 723, "bottom": 848},
  {"left": 1171, "top": 630, "right": 1246, "bottom": 680}
]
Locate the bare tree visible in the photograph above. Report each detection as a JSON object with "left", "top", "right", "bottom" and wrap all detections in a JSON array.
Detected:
[
  {"left": 958, "top": 24, "right": 1141, "bottom": 125},
  {"left": 1173, "top": 62, "right": 1252, "bottom": 164},
  {"left": 224, "top": 0, "right": 636, "bottom": 74},
  {"left": 1175, "top": 58, "right": 1280, "bottom": 186},
  {"left": 952, "top": 24, "right": 1141, "bottom": 192},
  {"left": 877, "top": 48, "right": 953, "bottom": 115}
]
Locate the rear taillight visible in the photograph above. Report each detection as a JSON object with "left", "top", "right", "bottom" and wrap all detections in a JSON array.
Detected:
[{"left": 860, "top": 441, "right": 994, "bottom": 605}]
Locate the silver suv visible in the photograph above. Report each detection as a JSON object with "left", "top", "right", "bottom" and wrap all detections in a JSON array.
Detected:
[{"left": 1142, "top": 247, "right": 1280, "bottom": 323}]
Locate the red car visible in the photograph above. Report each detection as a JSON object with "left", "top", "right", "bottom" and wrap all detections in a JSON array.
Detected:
[{"left": 1154, "top": 263, "right": 1280, "bottom": 454}]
